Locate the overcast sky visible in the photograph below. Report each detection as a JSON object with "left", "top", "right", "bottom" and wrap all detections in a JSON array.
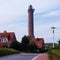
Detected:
[{"left": 0, "top": 0, "right": 60, "bottom": 43}]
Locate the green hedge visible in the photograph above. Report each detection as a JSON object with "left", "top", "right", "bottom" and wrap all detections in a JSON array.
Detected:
[{"left": 0, "top": 48, "right": 20, "bottom": 56}]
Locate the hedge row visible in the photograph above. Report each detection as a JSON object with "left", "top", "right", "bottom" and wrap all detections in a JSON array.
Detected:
[{"left": 0, "top": 48, "right": 20, "bottom": 56}]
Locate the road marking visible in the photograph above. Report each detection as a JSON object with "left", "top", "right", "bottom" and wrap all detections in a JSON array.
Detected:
[{"left": 31, "top": 54, "right": 43, "bottom": 60}]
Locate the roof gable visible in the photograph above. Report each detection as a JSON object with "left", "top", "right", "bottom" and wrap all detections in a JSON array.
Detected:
[{"left": 0, "top": 31, "right": 16, "bottom": 41}]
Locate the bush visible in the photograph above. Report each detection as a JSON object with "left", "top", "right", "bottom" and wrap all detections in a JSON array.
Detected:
[
  {"left": 0, "top": 48, "right": 20, "bottom": 56},
  {"left": 48, "top": 49, "right": 60, "bottom": 60},
  {"left": 10, "top": 41, "right": 22, "bottom": 51},
  {"left": 21, "top": 36, "right": 30, "bottom": 51},
  {"left": 54, "top": 45, "right": 60, "bottom": 49},
  {"left": 29, "top": 40, "right": 37, "bottom": 52}
]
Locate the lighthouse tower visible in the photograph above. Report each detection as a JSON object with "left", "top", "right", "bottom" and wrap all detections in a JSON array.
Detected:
[
  {"left": 28, "top": 5, "right": 45, "bottom": 50},
  {"left": 28, "top": 5, "right": 35, "bottom": 38}
]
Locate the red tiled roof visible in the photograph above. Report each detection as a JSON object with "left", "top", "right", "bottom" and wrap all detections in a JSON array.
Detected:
[
  {"left": 0, "top": 32, "right": 14, "bottom": 40},
  {"left": 0, "top": 31, "right": 16, "bottom": 47},
  {"left": 32, "top": 38, "right": 44, "bottom": 48}
]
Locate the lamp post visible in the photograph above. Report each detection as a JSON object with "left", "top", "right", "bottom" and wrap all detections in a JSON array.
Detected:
[{"left": 51, "top": 27, "right": 56, "bottom": 48}]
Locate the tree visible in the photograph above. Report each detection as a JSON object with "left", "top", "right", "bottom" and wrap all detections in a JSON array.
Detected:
[
  {"left": 58, "top": 39, "right": 60, "bottom": 45},
  {"left": 21, "top": 35, "right": 30, "bottom": 51},
  {"left": 29, "top": 40, "right": 37, "bottom": 52},
  {"left": 10, "top": 41, "right": 22, "bottom": 51}
]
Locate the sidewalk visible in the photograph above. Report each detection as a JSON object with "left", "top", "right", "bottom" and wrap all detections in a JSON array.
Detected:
[{"left": 32, "top": 53, "right": 49, "bottom": 60}]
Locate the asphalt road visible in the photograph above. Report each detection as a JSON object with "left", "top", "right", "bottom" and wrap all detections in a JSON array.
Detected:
[{"left": 0, "top": 53, "right": 39, "bottom": 60}]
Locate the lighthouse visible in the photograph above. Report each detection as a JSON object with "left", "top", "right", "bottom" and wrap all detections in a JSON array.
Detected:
[
  {"left": 28, "top": 5, "right": 35, "bottom": 38},
  {"left": 28, "top": 5, "right": 45, "bottom": 51}
]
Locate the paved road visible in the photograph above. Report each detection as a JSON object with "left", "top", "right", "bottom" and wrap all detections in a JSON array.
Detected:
[{"left": 0, "top": 53, "right": 39, "bottom": 60}]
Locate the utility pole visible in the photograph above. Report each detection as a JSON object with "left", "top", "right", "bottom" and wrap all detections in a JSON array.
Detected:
[{"left": 51, "top": 27, "right": 56, "bottom": 48}]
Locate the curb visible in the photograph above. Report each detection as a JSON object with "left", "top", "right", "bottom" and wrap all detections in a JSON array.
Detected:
[{"left": 32, "top": 54, "right": 43, "bottom": 60}]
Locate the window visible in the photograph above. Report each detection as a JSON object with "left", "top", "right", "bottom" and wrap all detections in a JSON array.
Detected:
[
  {"left": 0, "top": 39, "right": 1, "bottom": 42},
  {"left": 3, "top": 38, "right": 6, "bottom": 42},
  {"left": 0, "top": 37, "right": 7, "bottom": 42},
  {"left": 37, "top": 44, "right": 40, "bottom": 46}
]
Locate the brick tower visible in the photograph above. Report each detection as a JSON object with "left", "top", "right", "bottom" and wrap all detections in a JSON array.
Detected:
[{"left": 28, "top": 5, "right": 35, "bottom": 38}]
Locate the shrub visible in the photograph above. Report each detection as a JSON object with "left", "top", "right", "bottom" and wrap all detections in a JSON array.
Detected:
[
  {"left": 54, "top": 45, "right": 60, "bottom": 49},
  {"left": 21, "top": 36, "right": 30, "bottom": 51},
  {"left": 0, "top": 48, "right": 20, "bottom": 56},
  {"left": 10, "top": 41, "right": 22, "bottom": 51},
  {"left": 29, "top": 40, "right": 37, "bottom": 52}
]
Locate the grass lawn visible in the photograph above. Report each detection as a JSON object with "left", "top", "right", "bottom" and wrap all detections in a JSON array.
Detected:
[
  {"left": 52, "top": 50, "right": 60, "bottom": 56},
  {"left": 0, "top": 48, "right": 20, "bottom": 56},
  {"left": 48, "top": 49, "right": 60, "bottom": 60}
]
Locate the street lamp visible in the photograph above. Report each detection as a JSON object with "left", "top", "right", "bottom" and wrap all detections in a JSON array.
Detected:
[{"left": 51, "top": 27, "right": 56, "bottom": 48}]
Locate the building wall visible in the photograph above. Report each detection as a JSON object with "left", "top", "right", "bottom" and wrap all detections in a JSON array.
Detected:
[{"left": 0, "top": 31, "right": 17, "bottom": 47}]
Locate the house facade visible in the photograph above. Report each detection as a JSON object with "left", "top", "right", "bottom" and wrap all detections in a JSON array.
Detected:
[
  {"left": 35, "top": 38, "right": 45, "bottom": 49},
  {"left": 0, "top": 31, "right": 17, "bottom": 47},
  {"left": 32, "top": 38, "right": 45, "bottom": 49}
]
